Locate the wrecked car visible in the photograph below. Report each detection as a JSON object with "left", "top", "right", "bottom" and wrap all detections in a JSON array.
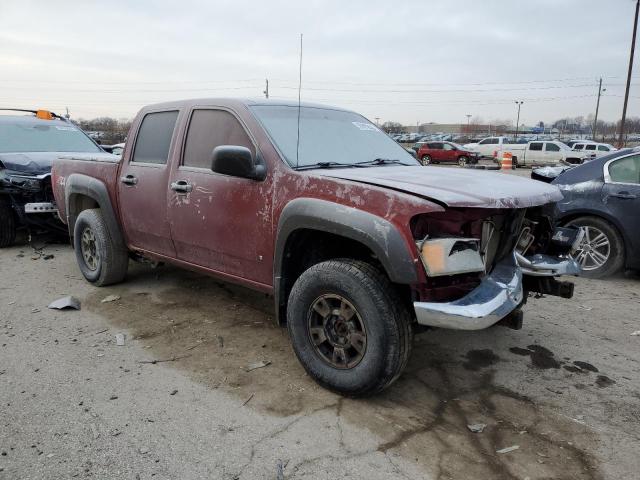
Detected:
[
  {"left": 532, "top": 148, "right": 640, "bottom": 278},
  {"left": 51, "top": 99, "right": 580, "bottom": 396},
  {"left": 0, "top": 109, "right": 115, "bottom": 247}
]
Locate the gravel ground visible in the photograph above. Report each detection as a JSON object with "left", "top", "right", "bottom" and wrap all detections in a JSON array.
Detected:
[{"left": 1, "top": 231, "right": 639, "bottom": 479}]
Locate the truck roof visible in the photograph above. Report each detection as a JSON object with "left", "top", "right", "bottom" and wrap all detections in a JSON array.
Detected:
[{"left": 139, "top": 97, "right": 354, "bottom": 114}]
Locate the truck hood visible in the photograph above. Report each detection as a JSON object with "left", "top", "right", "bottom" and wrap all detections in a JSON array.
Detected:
[
  {"left": 316, "top": 166, "right": 563, "bottom": 208},
  {"left": 0, "top": 151, "right": 115, "bottom": 175}
]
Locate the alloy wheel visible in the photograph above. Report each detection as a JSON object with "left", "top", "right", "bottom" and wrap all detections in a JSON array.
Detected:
[
  {"left": 573, "top": 226, "right": 610, "bottom": 271},
  {"left": 80, "top": 227, "right": 100, "bottom": 271}
]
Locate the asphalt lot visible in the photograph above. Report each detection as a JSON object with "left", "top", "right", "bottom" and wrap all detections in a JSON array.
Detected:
[{"left": 1, "top": 182, "right": 639, "bottom": 479}]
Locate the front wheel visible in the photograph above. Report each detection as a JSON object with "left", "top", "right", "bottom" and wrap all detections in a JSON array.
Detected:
[
  {"left": 565, "top": 216, "right": 625, "bottom": 278},
  {"left": 287, "top": 259, "right": 413, "bottom": 397},
  {"left": 421, "top": 155, "right": 431, "bottom": 165},
  {"left": 73, "top": 208, "right": 129, "bottom": 286},
  {"left": 0, "top": 200, "right": 17, "bottom": 248},
  {"left": 457, "top": 156, "right": 468, "bottom": 167}
]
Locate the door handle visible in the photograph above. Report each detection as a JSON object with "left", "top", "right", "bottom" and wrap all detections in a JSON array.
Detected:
[
  {"left": 610, "top": 191, "right": 637, "bottom": 200},
  {"left": 120, "top": 174, "right": 138, "bottom": 185},
  {"left": 170, "top": 180, "right": 193, "bottom": 193}
]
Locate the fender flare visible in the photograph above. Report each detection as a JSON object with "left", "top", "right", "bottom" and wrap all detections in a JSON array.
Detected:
[
  {"left": 273, "top": 198, "right": 419, "bottom": 323},
  {"left": 64, "top": 173, "right": 125, "bottom": 249}
]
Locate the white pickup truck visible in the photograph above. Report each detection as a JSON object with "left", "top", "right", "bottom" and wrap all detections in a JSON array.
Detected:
[
  {"left": 464, "top": 137, "right": 590, "bottom": 166},
  {"left": 507, "top": 141, "right": 591, "bottom": 166}
]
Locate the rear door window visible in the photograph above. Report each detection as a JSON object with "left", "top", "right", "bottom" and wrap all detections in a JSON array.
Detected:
[
  {"left": 183, "top": 109, "right": 255, "bottom": 169},
  {"left": 545, "top": 143, "right": 560, "bottom": 152},
  {"left": 597, "top": 145, "right": 609, "bottom": 151},
  {"left": 529, "top": 142, "right": 543, "bottom": 151},
  {"left": 574, "top": 144, "right": 584, "bottom": 150},
  {"left": 131, "top": 111, "right": 179, "bottom": 165},
  {"left": 585, "top": 144, "right": 597, "bottom": 151}
]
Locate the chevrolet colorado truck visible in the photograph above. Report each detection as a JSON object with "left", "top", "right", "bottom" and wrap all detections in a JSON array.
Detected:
[{"left": 51, "top": 99, "right": 580, "bottom": 396}]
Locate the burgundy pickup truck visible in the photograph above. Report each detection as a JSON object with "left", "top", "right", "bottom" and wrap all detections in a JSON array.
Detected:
[{"left": 52, "top": 99, "right": 580, "bottom": 396}]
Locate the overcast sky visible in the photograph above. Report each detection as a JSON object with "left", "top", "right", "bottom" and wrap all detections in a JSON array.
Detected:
[{"left": 1, "top": 0, "right": 638, "bottom": 126}]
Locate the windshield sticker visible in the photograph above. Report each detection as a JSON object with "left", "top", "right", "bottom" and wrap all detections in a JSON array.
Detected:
[
  {"left": 352, "top": 122, "right": 378, "bottom": 132},
  {"left": 55, "top": 126, "right": 77, "bottom": 131}
]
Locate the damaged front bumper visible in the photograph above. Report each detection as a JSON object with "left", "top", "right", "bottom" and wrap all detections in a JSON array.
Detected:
[{"left": 413, "top": 253, "right": 579, "bottom": 330}]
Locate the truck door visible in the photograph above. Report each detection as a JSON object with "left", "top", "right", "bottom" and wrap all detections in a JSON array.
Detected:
[
  {"left": 543, "top": 142, "right": 562, "bottom": 164},
  {"left": 602, "top": 154, "right": 640, "bottom": 256},
  {"left": 527, "top": 142, "right": 544, "bottom": 165},
  {"left": 167, "top": 107, "right": 273, "bottom": 286},
  {"left": 117, "top": 110, "right": 179, "bottom": 257}
]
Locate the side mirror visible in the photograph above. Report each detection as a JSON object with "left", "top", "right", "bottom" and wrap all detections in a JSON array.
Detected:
[{"left": 211, "top": 145, "right": 266, "bottom": 180}]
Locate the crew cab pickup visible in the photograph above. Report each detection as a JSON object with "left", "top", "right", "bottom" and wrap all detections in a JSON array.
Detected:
[
  {"left": 52, "top": 99, "right": 580, "bottom": 396},
  {"left": 507, "top": 141, "right": 591, "bottom": 167}
]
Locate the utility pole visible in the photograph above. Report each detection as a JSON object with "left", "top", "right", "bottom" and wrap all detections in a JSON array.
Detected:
[
  {"left": 263, "top": 79, "right": 269, "bottom": 99},
  {"left": 514, "top": 101, "right": 524, "bottom": 139},
  {"left": 374, "top": 117, "right": 380, "bottom": 126},
  {"left": 619, "top": 0, "right": 639, "bottom": 148},
  {"left": 592, "top": 78, "right": 605, "bottom": 140}
]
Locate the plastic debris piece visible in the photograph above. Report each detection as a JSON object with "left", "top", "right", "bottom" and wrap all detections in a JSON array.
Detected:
[
  {"left": 245, "top": 360, "right": 271, "bottom": 372},
  {"left": 467, "top": 423, "right": 486, "bottom": 433},
  {"left": 101, "top": 295, "right": 121, "bottom": 303},
  {"left": 631, "top": 330, "right": 640, "bottom": 336},
  {"left": 496, "top": 445, "right": 520, "bottom": 454},
  {"left": 115, "top": 333, "right": 126, "bottom": 346},
  {"left": 47, "top": 296, "right": 81, "bottom": 310}
]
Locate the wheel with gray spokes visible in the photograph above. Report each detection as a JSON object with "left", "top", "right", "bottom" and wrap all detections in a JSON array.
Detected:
[
  {"left": 81, "top": 227, "right": 100, "bottom": 271},
  {"left": 566, "top": 216, "right": 624, "bottom": 278},
  {"left": 74, "top": 208, "right": 129, "bottom": 286},
  {"left": 308, "top": 294, "right": 367, "bottom": 369},
  {"left": 457, "top": 156, "right": 468, "bottom": 167},
  {"left": 287, "top": 259, "right": 413, "bottom": 396},
  {"left": 421, "top": 155, "right": 431, "bottom": 165}
]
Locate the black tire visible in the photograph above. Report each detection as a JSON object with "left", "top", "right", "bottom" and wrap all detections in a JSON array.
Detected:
[
  {"left": 0, "top": 200, "right": 17, "bottom": 248},
  {"left": 287, "top": 259, "right": 413, "bottom": 397},
  {"left": 73, "top": 208, "right": 128, "bottom": 286},
  {"left": 565, "top": 216, "right": 625, "bottom": 278},
  {"left": 421, "top": 154, "right": 431, "bottom": 165},
  {"left": 457, "top": 155, "right": 468, "bottom": 167}
]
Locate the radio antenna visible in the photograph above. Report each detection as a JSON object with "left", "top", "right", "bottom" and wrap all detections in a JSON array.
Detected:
[{"left": 295, "top": 33, "right": 303, "bottom": 168}]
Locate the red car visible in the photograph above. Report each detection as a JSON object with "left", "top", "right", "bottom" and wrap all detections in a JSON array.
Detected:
[{"left": 417, "top": 141, "right": 479, "bottom": 166}]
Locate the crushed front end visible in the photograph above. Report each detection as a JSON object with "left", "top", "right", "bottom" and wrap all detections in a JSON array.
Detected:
[{"left": 410, "top": 207, "right": 580, "bottom": 330}]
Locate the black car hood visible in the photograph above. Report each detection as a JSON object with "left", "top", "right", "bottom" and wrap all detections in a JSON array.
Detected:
[
  {"left": 316, "top": 165, "right": 563, "bottom": 208},
  {"left": 0, "top": 151, "right": 114, "bottom": 175}
]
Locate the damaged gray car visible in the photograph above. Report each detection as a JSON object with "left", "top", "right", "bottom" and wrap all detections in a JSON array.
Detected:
[{"left": 0, "top": 109, "right": 115, "bottom": 246}]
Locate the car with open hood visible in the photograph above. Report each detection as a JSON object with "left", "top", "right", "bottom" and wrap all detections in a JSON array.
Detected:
[
  {"left": 0, "top": 109, "right": 116, "bottom": 246},
  {"left": 51, "top": 99, "right": 580, "bottom": 396}
]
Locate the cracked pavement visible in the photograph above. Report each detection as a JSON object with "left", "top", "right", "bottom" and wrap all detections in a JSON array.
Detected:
[{"left": 1, "top": 239, "right": 639, "bottom": 479}]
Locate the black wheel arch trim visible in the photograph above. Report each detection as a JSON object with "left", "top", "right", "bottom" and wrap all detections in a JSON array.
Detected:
[
  {"left": 64, "top": 173, "right": 126, "bottom": 249},
  {"left": 273, "top": 197, "right": 418, "bottom": 324}
]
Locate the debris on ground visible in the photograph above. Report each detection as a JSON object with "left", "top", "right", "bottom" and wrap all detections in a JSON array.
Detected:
[
  {"left": 90, "top": 423, "right": 99, "bottom": 440},
  {"left": 169, "top": 389, "right": 178, "bottom": 395},
  {"left": 47, "top": 296, "right": 81, "bottom": 310},
  {"left": 217, "top": 336, "right": 224, "bottom": 348},
  {"left": 109, "top": 395, "right": 118, "bottom": 400},
  {"left": 467, "top": 423, "right": 487, "bottom": 433},
  {"left": 496, "top": 445, "right": 520, "bottom": 454},
  {"left": 42, "top": 254, "right": 54, "bottom": 260},
  {"left": 101, "top": 295, "right": 121, "bottom": 303},
  {"left": 242, "top": 393, "right": 254, "bottom": 406},
  {"left": 244, "top": 360, "right": 271, "bottom": 372},
  {"left": 138, "top": 354, "right": 191, "bottom": 365},
  {"left": 138, "top": 447, "right": 149, "bottom": 455},
  {"left": 115, "top": 333, "right": 126, "bottom": 346},
  {"left": 631, "top": 330, "right": 640, "bottom": 336},
  {"left": 276, "top": 459, "right": 285, "bottom": 480}
]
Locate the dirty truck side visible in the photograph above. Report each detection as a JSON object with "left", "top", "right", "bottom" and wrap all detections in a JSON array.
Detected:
[{"left": 51, "top": 99, "right": 580, "bottom": 396}]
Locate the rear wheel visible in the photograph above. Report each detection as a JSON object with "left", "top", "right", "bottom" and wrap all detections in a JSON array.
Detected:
[
  {"left": 287, "top": 259, "right": 413, "bottom": 397},
  {"left": 73, "top": 208, "right": 128, "bottom": 286},
  {"left": 565, "top": 216, "right": 625, "bottom": 278},
  {"left": 421, "top": 154, "right": 431, "bottom": 165},
  {"left": 458, "top": 156, "right": 468, "bottom": 167},
  {"left": 0, "top": 200, "right": 17, "bottom": 248}
]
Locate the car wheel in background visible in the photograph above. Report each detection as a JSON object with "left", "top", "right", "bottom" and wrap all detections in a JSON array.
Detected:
[
  {"left": 0, "top": 200, "right": 17, "bottom": 248},
  {"left": 73, "top": 208, "right": 129, "bottom": 286},
  {"left": 458, "top": 156, "right": 468, "bottom": 167},
  {"left": 421, "top": 155, "right": 431, "bottom": 165},
  {"left": 287, "top": 259, "right": 413, "bottom": 397},
  {"left": 565, "top": 216, "right": 625, "bottom": 278}
]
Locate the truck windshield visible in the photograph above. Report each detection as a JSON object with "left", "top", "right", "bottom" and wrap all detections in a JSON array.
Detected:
[
  {"left": 0, "top": 121, "right": 101, "bottom": 153},
  {"left": 250, "top": 105, "right": 418, "bottom": 169}
]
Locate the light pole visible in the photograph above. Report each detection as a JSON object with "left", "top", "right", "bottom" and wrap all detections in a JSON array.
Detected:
[
  {"left": 592, "top": 78, "right": 606, "bottom": 140},
  {"left": 465, "top": 114, "right": 472, "bottom": 134},
  {"left": 514, "top": 101, "right": 524, "bottom": 139},
  {"left": 374, "top": 117, "right": 380, "bottom": 126},
  {"left": 618, "top": 0, "right": 639, "bottom": 147}
]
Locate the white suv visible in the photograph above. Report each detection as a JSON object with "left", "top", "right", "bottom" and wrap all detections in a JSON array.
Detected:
[{"left": 572, "top": 142, "right": 617, "bottom": 157}]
